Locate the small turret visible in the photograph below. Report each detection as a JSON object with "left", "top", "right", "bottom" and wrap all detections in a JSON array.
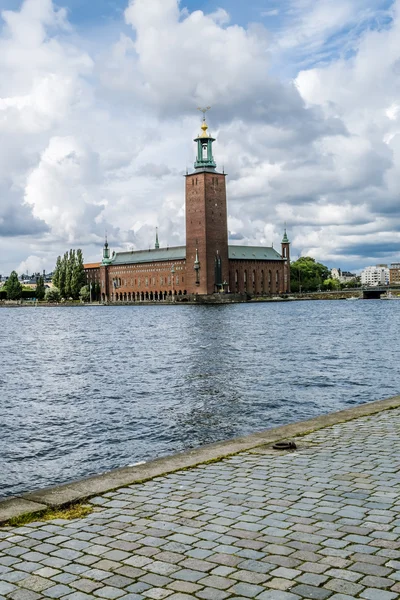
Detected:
[
  {"left": 155, "top": 228, "right": 160, "bottom": 250},
  {"left": 281, "top": 226, "right": 291, "bottom": 293},
  {"left": 282, "top": 228, "right": 290, "bottom": 245},
  {"left": 194, "top": 108, "right": 216, "bottom": 171},
  {"left": 102, "top": 236, "right": 112, "bottom": 265}
]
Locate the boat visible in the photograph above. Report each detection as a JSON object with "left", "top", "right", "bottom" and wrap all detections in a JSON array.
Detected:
[{"left": 346, "top": 296, "right": 359, "bottom": 301}]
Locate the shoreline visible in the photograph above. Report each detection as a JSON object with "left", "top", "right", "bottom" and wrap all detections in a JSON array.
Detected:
[
  {"left": 1, "top": 393, "right": 399, "bottom": 525},
  {"left": 0, "top": 290, "right": 368, "bottom": 308}
]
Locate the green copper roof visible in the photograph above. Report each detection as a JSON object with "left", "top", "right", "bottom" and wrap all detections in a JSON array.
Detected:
[
  {"left": 228, "top": 246, "right": 284, "bottom": 261},
  {"left": 106, "top": 244, "right": 283, "bottom": 266},
  {"left": 282, "top": 229, "right": 290, "bottom": 244},
  {"left": 111, "top": 246, "right": 186, "bottom": 265}
]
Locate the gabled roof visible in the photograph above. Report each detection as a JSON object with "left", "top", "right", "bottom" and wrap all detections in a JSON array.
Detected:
[
  {"left": 228, "top": 245, "right": 283, "bottom": 261},
  {"left": 111, "top": 246, "right": 186, "bottom": 265},
  {"left": 84, "top": 263, "right": 101, "bottom": 269}
]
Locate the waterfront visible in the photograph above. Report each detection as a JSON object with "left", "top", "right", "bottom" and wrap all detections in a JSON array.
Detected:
[{"left": 1, "top": 300, "right": 400, "bottom": 499}]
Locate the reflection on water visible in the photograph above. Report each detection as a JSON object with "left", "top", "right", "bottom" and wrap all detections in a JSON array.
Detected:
[{"left": 1, "top": 300, "right": 400, "bottom": 498}]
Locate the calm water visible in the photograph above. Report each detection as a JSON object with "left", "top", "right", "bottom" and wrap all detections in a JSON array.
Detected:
[{"left": 1, "top": 300, "right": 400, "bottom": 499}]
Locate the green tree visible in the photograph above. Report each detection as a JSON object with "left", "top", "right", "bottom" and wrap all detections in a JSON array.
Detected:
[
  {"left": 64, "top": 250, "right": 75, "bottom": 298},
  {"left": 71, "top": 249, "right": 85, "bottom": 299},
  {"left": 4, "top": 271, "right": 22, "bottom": 300},
  {"left": 35, "top": 276, "right": 46, "bottom": 300},
  {"left": 53, "top": 256, "right": 62, "bottom": 289},
  {"left": 79, "top": 285, "right": 90, "bottom": 302},
  {"left": 46, "top": 287, "right": 61, "bottom": 302},
  {"left": 290, "top": 257, "right": 330, "bottom": 293},
  {"left": 323, "top": 278, "right": 341, "bottom": 291}
]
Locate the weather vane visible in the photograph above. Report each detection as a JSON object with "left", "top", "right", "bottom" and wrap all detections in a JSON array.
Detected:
[{"left": 197, "top": 106, "right": 211, "bottom": 121}]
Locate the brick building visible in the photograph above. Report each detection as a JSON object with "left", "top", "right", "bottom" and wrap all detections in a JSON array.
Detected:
[
  {"left": 390, "top": 263, "right": 400, "bottom": 285},
  {"left": 94, "top": 115, "right": 290, "bottom": 302}
]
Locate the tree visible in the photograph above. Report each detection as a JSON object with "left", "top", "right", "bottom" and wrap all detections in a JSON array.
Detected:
[
  {"left": 53, "top": 249, "right": 86, "bottom": 299},
  {"left": 290, "top": 257, "right": 330, "bottom": 293},
  {"left": 4, "top": 271, "right": 22, "bottom": 300},
  {"left": 323, "top": 278, "right": 341, "bottom": 291},
  {"left": 45, "top": 287, "right": 61, "bottom": 303},
  {"left": 79, "top": 285, "right": 90, "bottom": 302},
  {"left": 71, "top": 249, "right": 85, "bottom": 299},
  {"left": 53, "top": 256, "right": 62, "bottom": 289},
  {"left": 64, "top": 250, "right": 75, "bottom": 298},
  {"left": 35, "top": 276, "right": 46, "bottom": 300}
]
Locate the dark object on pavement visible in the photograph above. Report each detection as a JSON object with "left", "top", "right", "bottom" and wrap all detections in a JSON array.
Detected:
[{"left": 272, "top": 441, "right": 297, "bottom": 450}]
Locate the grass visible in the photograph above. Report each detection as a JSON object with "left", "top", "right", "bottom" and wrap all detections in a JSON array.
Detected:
[{"left": 4, "top": 503, "right": 93, "bottom": 528}]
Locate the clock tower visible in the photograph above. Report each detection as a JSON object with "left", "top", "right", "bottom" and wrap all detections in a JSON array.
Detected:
[{"left": 185, "top": 112, "right": 229, "bottom": 295}]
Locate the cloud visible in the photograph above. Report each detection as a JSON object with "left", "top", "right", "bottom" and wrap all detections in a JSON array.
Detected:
[
  {"left": 16, "top": 254, "right": 48, "bottom": 275},
  {"left": 1, "top": 0, "right": 400, "bottom": 273}
]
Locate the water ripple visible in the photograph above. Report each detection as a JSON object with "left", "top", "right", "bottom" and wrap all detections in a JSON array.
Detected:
[{"left": 1, "top": 300, "right": 400, "bottom": 498}]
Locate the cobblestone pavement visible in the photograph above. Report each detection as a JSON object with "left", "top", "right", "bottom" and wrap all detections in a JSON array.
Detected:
[{"left": 1, "top": 408, "right": 400, "bottom": 600}]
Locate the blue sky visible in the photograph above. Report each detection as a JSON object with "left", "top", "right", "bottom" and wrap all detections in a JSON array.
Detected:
[{"left": 0, "top": 0, "right": 275, "bottom": 26}]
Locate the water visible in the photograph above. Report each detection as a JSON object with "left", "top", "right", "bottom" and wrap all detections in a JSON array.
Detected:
[{"left": 1, "top": 300, "right": 400, "bottom": 499}]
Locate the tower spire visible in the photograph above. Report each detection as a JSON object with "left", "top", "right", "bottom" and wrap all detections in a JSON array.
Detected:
[
  {"left": 194, "top": 107, "right": 216, "bottom": 170},
  {"left": 282, "top": 224, "right": 290, "bottom": 244},
  {"left": 155, "top": 227, "right": 160, "bottom": 249}
]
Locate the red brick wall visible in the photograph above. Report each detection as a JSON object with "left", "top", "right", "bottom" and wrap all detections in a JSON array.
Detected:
[
  {"left": 185, "top": 171, "right": 229, "bottom": 294},
  {"left": 101, "top": 259, "right": 186, "bottom": 301},
  {"left": 228, "top": 260, "right": 286, "bottom": 295}
]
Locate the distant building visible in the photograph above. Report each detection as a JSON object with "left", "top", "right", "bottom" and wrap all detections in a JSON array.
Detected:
[
  {"left": 88, "top": 114, "right": 291, "bottom": 303},
  {"left": 361, "top": 265, "right": 389, "bottom": 286},
  {"left": 331, "top": 268, "right": 357, "bottom": 283},
  {"left": 84, "top": 263, "right": 101, "bottom": 289},
  {"left": 389, "top": 263, "right": 400, "bottom": 285}
]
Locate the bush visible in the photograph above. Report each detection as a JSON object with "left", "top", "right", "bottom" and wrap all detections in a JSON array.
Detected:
[
  {"left": 45, "top": 287, "right": 61, "bottom": 303},
  {"left": 79, "top": 285, "right": 90, "bottom": 302}
]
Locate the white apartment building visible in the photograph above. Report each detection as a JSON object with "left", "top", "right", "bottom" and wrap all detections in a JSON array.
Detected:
[{"left": 360, "top": 265, "right": 389, "bottom": 286}]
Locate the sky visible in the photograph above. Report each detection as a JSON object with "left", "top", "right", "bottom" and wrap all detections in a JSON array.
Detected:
[{"left": 0, "top": 0, "right": 399, "bottom": 275}]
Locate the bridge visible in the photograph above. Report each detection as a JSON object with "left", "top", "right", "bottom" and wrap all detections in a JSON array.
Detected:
[{"left": 362, "top": 286, "right": 399, "bottom": 299}]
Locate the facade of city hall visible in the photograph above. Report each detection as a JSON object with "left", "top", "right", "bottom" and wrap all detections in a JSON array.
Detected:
[{"left": 94, "top": 117, "right": 291, "bottom": 302}]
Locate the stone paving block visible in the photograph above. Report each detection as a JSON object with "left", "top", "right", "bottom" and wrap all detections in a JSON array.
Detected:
[
  {"left": 0, "top": 581, "right": 17, "bottom": 595},
  {"left": 166, "top": 581, "right": 202, "bottom": 594},
  {"left": 270, "top": 567, "right": 301, "bottom": 579},
  {"left": 195, "top": 588, "right": 230, "bottom": 600},
  {"left": 19, "top": 575, "right": 55, "bottom": 591},
  {"left": 256, "top": 591, "right": 301, "bottom": 600},
  {"left": 45, "top": 583, "right": 74, "bottom": 597},
  {"left": 290, "top": 583, "right": 333, "bottom": 599},
  {"left": 325, "top": 578, "right": 363, "bottom": 595},
  {"left": 360, "top": 589, "right": 398, "bottom": 600},
  {"left": 70, "top": 578, "right": 103, "bottom": 593},
  {"left": 63, "top": 593, "right": 95, "bottom": 600},
  {"left": 8, "top": 590, "right": 42, "bottom": 600},
  {"left": 92, "top": 585, "right": 125, "bottom": 598},
  {"left": 142, "top": 588, "right": 173, "bottom": 599},
  {"left": 169, "top": 568, "right": 205, "bottom": 582}
]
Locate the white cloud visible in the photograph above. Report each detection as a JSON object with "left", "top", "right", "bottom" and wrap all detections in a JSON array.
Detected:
[
  {"left": 1, "top": 0, "right": 400, "bottom": 275},
  {"left": 16, "top": 254, "right": 48, "bottom": 275}
]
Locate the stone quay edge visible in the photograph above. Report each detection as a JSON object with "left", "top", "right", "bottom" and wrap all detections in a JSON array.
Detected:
[{"left": 1, "top": 394, "right": 400, "bottom": 525}]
